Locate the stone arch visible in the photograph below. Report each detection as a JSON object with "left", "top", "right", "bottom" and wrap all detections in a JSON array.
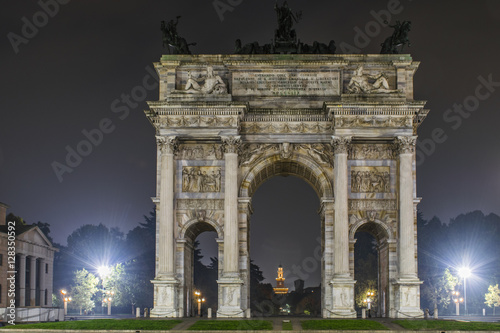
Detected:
[
  {"left": 239, "top": 153, "right": 333, "bottom": 199},
  {"left": 349, "top": 218, "right": 393, "bottom": 243},
  {"left": 179, "top": 218, "right": 223, "bottom": 241}
]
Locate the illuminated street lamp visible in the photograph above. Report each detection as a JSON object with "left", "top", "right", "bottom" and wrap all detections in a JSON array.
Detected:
[
  {"left": 458, "top": 267, "right": 471, "bottom": 316},
  {"left": 363, "top": 291, "right": 375, "bottom": 318},
  {"left": 451, "top": 290, "right": 464, "bottom": 316},
  {"left": 194, "top": 291, "right": 205, "bottom": 317},
  {"left": 60, "top": 289, "right": 72, "bottom": 315},
  {"left": 103, "top": 290, "right": 115, "bottom": 315}
]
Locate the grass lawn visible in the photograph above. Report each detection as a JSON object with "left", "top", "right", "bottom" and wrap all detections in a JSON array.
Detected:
[
  {"left": 301, "top": 319, "right": 388, "bottom": 330},
  {"left": 282, "top": 320, "right": 293, "bottom": 330},
  {"left": 393, "top": 319, "right": 500, "bottom": 331},
  {"left": 0, "top": 319, "right": 182, "bottom": 330},
  {"left": 188, "top": 320, "right": 272, "bottom": 330}
]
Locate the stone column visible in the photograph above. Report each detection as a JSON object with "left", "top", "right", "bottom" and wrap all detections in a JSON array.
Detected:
[
  {"left": 18, "top": 254, "right": 26, "bottom": 307},
  {"left": 151, "top": 135, "right": 180, "bottom": 318},
  {"left": 39, "top": 259, "right": 46, "bottom": 306},
  {"left": 30, "top": 257, "right": 37, "bottom": 306},
  {"left": 217, "top": 136, "right": 244, "bottom": 318},
  {"left": 394, "top": 136, "right": 422, "bottom": 318},
  {"left": 327, "top": 136, "right": 356, "bottom": 318},
  {"left": 395, "top": 136, "right": 418, "bottom": 279}
]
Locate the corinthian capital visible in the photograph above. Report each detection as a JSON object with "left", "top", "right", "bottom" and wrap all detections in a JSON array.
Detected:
[
  {"left": 156, "top": 135, "right": 178, "bottom": 154},
  {"left": 221, "top": 135, "right": 241, "bottom": 154},
  {"left": 394, "top": 136, "right": 417, "bottom": 155},
  {"left": 331, "top": 136, "right": 352, "bottom": 154}
]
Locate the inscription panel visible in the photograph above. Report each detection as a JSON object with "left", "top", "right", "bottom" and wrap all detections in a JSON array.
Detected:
[{"left": 232, "top": 71, "right": 340, "bottom": 96}]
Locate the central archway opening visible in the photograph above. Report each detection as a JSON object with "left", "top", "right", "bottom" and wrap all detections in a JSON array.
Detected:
[{"left": 250, "top": 175, "right": 321, "bottom": 316}]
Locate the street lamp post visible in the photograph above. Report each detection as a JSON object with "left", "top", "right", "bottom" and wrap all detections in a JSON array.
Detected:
[
  {"left": 458, "top": 267, "right": 471, "bottom": 316},
  {"left": 451, "top": 291, "right": 464, "bottom": 316},
  {"left": 364, "top": 291, "right": 375, "bottom": 318},
  {"left": 194, "top": 291, "right": 205, "bottom": 317},
  {"left": 104, "top": 290, "right": 114, "bottom": 315},
  {"left": 60, "top": 290, "right": 72, "bottom": 315}
]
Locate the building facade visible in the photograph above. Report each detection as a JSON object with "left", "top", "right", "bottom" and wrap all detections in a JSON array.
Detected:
[
  {"left": 0, "top": 203, "right": 59, "bottom": 322},
  {"left": 145, "top": 54, "right": 428, "bottom": 318}
]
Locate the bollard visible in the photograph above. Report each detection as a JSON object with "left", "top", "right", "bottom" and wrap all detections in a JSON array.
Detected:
[
  {"left": 144, "top": 308, "right": 148, "bottom": 318},
  {"left": 245, "top": 308, "right": 251, "bottom": 318},
  {"left": 136, "top": 307, "right": 141, "bottom": 318},
  {"left": 483, "top": 308, "right": 486, "bottom": 316},
  {"left": 361, "top": 308, "right": 366, "bottom": 319},
  {"left": 433, "top": 308, "right": 438, "bottom": 319},
  {"left": 207, "top": 308, "right": 212, "bottom": 318}
]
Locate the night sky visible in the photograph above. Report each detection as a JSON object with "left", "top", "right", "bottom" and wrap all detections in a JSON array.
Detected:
[{"left": 1, "top": 0, "right": 499, "bottom": 288}]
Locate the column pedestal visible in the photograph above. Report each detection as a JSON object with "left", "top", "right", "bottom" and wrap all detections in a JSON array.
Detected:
[
  {"left": 326, "top": 278, "right": 356, "bottom": 318},
  {"left": 151, "top": 279, "right": 180, "bottom": 318},
  {"left": 217, "top": 276, "right": 244, "bottom": 318}
]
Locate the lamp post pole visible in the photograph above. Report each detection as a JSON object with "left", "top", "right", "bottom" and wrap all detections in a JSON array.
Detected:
[
  {"left": 451, "top": 291, "right": 463, "bottom": 316},
  {"left": 459, "top": 267, "right": 471, "bottom": 316}
]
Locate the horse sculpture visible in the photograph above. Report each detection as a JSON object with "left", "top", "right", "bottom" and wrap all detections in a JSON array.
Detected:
[
  {"left": 380, "top": 20, "right": 411, "bottom": 54},
  {"left": 161, "top": 16, "right": 196, "bottom": 55}
]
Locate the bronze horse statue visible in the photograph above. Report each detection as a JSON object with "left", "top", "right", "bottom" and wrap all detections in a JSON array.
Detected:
[
  {"left": 380, "top": 20, "right": 411, "bottom": 54},
  {"left": 161, "top": 16, "right": 196, "bottom": 54}
]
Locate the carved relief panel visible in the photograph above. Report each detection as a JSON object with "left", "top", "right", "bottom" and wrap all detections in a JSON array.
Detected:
[
  {"left": 350, "top": 166, "right": 390, "bottom": 193},
  {"left": 182, "top": 166, "right": 222, "bottom": 193},
  {"left": 176, "top": 144, "right": 224, "bottom": 160}
]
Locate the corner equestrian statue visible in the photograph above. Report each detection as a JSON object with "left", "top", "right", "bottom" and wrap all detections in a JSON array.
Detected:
[
  {"left": 161, "top": 16, "right": 196, "bottom": 54},
  {"left": 380, "top": 20, "right": 411, "bottom": 54}
]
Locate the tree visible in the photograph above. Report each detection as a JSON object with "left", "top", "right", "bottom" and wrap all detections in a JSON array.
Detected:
[
  {"left": 71, "top": 269, "right": 99, "bottom": 314},
  {"left": 101, "top": 263, "right": 126, "bottom": 307},
  {"left": 54, "top": 223, "right": 126, "bottom": 294},
  {"left": 485, "top": 284, "right": 500, "bottom": 315},
  {"left": 6, "top": 213, "right": 25, "bottom": 225},
  {"left": 421, "top": 268, "right": 458, "bottom": 313}
]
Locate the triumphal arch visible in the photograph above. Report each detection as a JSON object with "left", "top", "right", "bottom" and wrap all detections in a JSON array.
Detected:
[{"left": 145, "top": 53, "right": 428, "bottom": 318}]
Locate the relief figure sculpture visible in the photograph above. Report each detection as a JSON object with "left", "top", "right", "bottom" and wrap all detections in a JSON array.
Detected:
[
  {"left": 351, "top": 168, "right": 390, "bottom": 193},
  {"left": 182, "top": 167, "right": 221, "bottom": 192}
]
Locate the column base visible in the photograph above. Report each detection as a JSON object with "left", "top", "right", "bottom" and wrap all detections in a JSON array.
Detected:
[
  {"left": 324, "top": 277, "right": 356, "bottom": 318},
  {"left": 217, "top": 275, "right": 245, "bottom": 318},
  {"left": 151, "top": 277, "right": 181, "bottom": 318},
  {"left": 393, "top": 278, "right": 423, "bottom": 319}
]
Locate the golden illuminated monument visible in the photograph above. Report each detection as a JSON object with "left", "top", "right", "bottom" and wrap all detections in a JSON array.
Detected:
[{"left": 273, "top": 265, "right": 289, "bottom": 294}]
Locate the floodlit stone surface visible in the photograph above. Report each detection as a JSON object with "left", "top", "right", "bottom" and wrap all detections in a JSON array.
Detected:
[{"left": 145, "top": 54, "right": 428, "bottom": 318}]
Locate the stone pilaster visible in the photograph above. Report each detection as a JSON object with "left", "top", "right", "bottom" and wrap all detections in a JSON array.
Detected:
[
  {"left": 18, "top": 254, "right": 26, "bottom": 307},
  {"left": 151, "top": 135, "right": 180, "bottom": 318},
  {"left": 238, "top": 197, "right": 252, "bottom": 316},
  {"left": 217, "top": 135, "right": 244, "bottom": 318},
  {"left": 328, "top": 136, "right": 356, "bottom": 318},
  {"left": 393, "top": 135, "right": 422, "bottom": 318},
  {"left": 319, "top": 198, "right": 334, "bottom": 318}
]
